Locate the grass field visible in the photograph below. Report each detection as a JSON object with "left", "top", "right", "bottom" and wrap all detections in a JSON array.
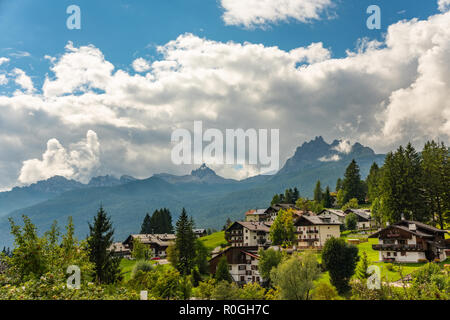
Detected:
[{"left": 198, "top": 231, "right": 227, "bottom": 252}]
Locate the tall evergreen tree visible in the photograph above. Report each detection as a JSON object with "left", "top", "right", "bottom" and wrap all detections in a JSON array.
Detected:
[
  {"left": 174, "top": 208, "right": 196, "bottom": 275},
  {"left": 293, "top": 187, "right": 300, "bottom": 202},
  {"left": 314, "top": 180, "right": 323, "bottom": 203},
  {"left": 140, "top": 213, "right": 152, "bottom": 234},
  {"left": 366, "top": 162, "right": 381, "bottom": 203},
  {"left": 87, "top": 206, "right": 121, "bottom": 284},
  {"left": 342, "top": 159, "right": 365, "bottom": 204},
  {"left": 335, "top": 178, "right": 343, "bottom": 192},
  {"left": 421, "top": 141, "right": 449, "bottom": 229},
  {"left": 322, "top": 186, "right": 332, "bottom": 208}
]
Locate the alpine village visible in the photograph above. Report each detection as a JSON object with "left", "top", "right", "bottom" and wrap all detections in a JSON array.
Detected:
[{"left": 0, "top": 140, "right": 449, "bottom": 300}]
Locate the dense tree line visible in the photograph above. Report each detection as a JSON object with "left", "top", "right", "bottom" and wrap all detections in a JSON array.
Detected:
[
  {"left": 368, "top": 141, "right": 449, "bottom": 228},
  {"left": 271, "top": 187, "right": 300, "bottom": 206},
  {"left": 140, "top": 208, "right": 174, "bottom": 234}
]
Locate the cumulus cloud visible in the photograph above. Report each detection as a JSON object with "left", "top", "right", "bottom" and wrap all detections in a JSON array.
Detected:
[
  {"left": 221, "top": 0, "right": 333, "bottom": 28},
  {"left": 18, "top": 131, "right": 100, "bottom": 184},
  {"left": 333, "top": 140, "right": 353, "bottom": 154},
  {"left": 0, "top": 74, "right": 7, "bottom": 86},
  {"left": 0, "top": 57, "right": 10, "bottom": 66},
  {"left": 132, "top": 58, "right": 151, "bottom": 72},
  {"left": 12, "top": 68, "right": 34, "bottom": 93},
  {"left": 0, "top": 11, "right": 449, "bottom": 188},
  {"left": 318, "top": 154, "right": 341, "bottom": 162},
  {"left": 438, "top": 0, "right": 450, "bottom": 12}
]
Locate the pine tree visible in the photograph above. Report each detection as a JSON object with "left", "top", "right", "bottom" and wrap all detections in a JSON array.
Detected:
[
  {"left": 356, "top": 252, "right": 371, "bottom": 280},
  {"left": 421, "top": 141, "right": 449, "bottom": 229},
  {"left": 342, "top": 159, "right": 365, "bottom": 204},
  {"left": 323, "top": 186, "right": 332, "bottom": 208},
  {"left": 215, "top": 257, "right": 232, "bottom": 282},
  {"left": 336, "top": 178, "right": 343, "bottom": 192},
  {"left": 271, "top": 194, "right": 281, "bottom": 206},
  {"left": 175, "top": 208, "right": 196, "bottom": 275},
  {"left": 366, "top": 162, "right": 380, "bottom": 203},
  {"left": 140, "top": 213, "right": 152, "bottom": 234},
  {"left": 87, "top": 206, "right": 122, "bottom": 284},
  {"left": 293, "top": 187, "right": 300, "bottom": 202},
  {"left": 314, "top": 180, "right": 323, "bottom": 203}
]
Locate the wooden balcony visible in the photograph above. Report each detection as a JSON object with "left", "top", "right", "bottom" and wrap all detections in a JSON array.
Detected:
[{"left": 372, "top": 244, "right": 425, "bottom": 251}]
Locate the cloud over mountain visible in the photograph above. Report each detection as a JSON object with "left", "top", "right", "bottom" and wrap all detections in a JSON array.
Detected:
[{"left": 0, "top": 10, "right": 449, "bottom": 189}]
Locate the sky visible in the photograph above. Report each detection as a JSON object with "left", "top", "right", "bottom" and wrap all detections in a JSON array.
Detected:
[{"left": 0, "top": 0, "right": 449, "bottom": 190}]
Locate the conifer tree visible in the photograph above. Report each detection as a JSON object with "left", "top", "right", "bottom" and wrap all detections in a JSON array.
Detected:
[
  {"left": 174, "top": 208, "right": 196, "bottom": 275},
  {"left": 87, "top": 206, "right": 121, "bottom": 284},
  {"left": 342, "top": 160, "right": 365, "bottom": 204},
  {"left": 314, "top": 180, "right": 323, "bottom": 203}
]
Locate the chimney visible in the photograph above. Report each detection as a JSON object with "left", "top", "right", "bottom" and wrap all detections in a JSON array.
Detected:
[{"left": 401, "top": 213, "right": 405, "bottom": 221}]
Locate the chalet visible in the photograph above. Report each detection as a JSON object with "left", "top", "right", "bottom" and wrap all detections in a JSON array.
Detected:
[
  {"left": 109, "top": 242, "right": 131, "bottom": 258},
  {"left": 294, "top": 214, "right": 341, "bottom": 249},
  {"left": 245, "top": 209, "right": 269, "bottom": 222},
  {"left": 123, "top": 234, "right": 176, "bottom": 258},
  {"left": 209, "top": 246, "right": 263, "bottom": 285},
  {"left": 344, "top": 209, "right": 376, "bottom": 230},
  {"left": 318, "top": 209, "right": 346, "bottom": 224},
  {"left": 265, "top": 203, "right": 300, "bottom": 221},
  {"left": 226, "top": 221, "right": 271, "bottom": 247},
  {"left": 369, "top": 220, "right": 449, "bottom": 263},
  {"left": 193, "top": 229, "right": 207, "bottom": 238}
]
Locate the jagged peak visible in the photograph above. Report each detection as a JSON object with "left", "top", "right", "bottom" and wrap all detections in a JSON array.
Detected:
[{"left": 191, "top": 163, "right": 217, "bottom": 178}]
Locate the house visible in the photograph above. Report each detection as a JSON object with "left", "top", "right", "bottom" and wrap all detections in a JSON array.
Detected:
[
  {"left": 109, "top": 242, "right": 131, "bottom": 258},
  {"left": 318, "top": 209, "right": 346, "bottom": 224},
  {"left": 226, "top": 221, "right": 271, "bottom": 247},
  {"left": 369, "top": 220, "right": 449, "bottom": 263},
  {"left": 265, "top": 203, "right": 300, "bottom": 221},
  {"left": 193, "top": 229, "right": 207, "bottom": 238},
  {"left": 344, "top": 209, "right": 376, "bottom": 230},
  {"left": 123, "top": 234, "right": 176, "bottom": 258},
  {"left": 209, "top": 246, "right": 263, "bottom": 285},
  {"left": 294, "top": 214, "right": 342, "bottom": 249},
  {"left": 245, "top": 209, "right": 269, "bottom": 222}
]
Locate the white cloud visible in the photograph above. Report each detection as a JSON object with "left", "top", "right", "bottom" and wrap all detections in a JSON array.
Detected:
[
  {"left": 318, "top": 155, "right": 341, "bottom": 162},
  {"left": 0, "top": 11, "right": 449, "bottom": 188},
  {"left": 12, "top": 68, "right": 34, "bottom": 94},
  {"left": 333, "top": 140, "right": 352, "bottom": 154},
  {"left": 221, "top": 0, "right": 333, "bottom": 28},
  {"left": 132, "top": 58, "right": 151, "bottom": 72},
  {"left": 18, "top": 130, "right": 100, "bottom": 184},
  {"left": 0, "top": 74, "right": 7, "bottom": 86},
  {"left": 0, "top": 57, "right": 10, "bottom": 66},
  {"left": 438, "top": 0, "right": 450, "bottom": 12}
]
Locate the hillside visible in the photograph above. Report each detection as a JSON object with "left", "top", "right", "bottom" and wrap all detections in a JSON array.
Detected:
[{"left": 0, "top": 137, "right": 385, "bottom": 247}]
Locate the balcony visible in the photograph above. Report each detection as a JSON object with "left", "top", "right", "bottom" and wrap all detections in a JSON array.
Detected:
[{"left": 372, "top": 244, "right": 425, "bottom": 251}]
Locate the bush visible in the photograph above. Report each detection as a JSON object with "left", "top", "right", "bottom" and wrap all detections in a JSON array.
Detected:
[
  {"left": 312, "top": 282, "right": 341, "bottom": 300},
  {"left": 132, "top": 260, "right": 153, "bottom": 278}
]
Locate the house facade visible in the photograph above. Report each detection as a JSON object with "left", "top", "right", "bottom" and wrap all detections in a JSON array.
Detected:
[
  {"left": 369, "top": 220, "right": 449, "bottom": 263},
  {"left": 209, "top": 246, "right": 263, "bottom": 285},
  {"left": 294, "top": 214, "right": 341, "bottom": 249},
  {"left": 226, "top": 221, "right": 272, "bottom": 247},
  {"left": 123, "top": 234, "right": 176, "bottom": 258},
  {"left": 344, "top": 209, "right": 376, "bottom": 230},
  {"left": 318, "top": 209, "right": 346, "bottom": 224}
]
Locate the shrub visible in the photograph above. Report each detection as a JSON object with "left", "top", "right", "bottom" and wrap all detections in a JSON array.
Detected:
[{"left": 132, "top": 260, "right": 153, "bottom": 278}]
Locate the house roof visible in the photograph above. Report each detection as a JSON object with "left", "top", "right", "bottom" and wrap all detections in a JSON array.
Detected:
[
  {"left": 345, "top": 209, "right": 371, "bottom": 221},
  {"left": 369, "top": 222, "right": 447, "bottom": 239},
  {"left": 124, "top": 234, "right": 176, "bottom": 247},
  {"left": 193, "top": 229, "right": 206, "bottom": 234},
  {"left": 318, "top": 209, "right": 346, "bottom": 217},
  {"left": 296, "top": 214, "right": 342, "bottom": 226},
  {"left": 245, "top": 209, "right": 268, "bottom": 216},
  {"left": 229, "top": 221, "right": 271, "bottom": 232}
]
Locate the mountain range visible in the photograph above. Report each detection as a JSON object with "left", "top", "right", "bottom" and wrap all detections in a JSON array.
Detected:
[{"left": 0, "top": 137, "right": 385, "bottom": 247}]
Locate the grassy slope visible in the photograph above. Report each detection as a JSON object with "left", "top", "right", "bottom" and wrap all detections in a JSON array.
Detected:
[{"left": 198, "top": 231, "right": 227, "bottom": 252}]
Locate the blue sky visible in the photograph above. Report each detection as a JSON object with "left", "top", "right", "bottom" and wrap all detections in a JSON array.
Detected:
[
  {"left": 0, "top": 0, "right": 449, "bottom": 189},
  {"left": 0, "top": 0, "right": 440, "bottom": 91}
]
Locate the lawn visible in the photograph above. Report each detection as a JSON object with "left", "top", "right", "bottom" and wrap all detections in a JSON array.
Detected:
[
  {"left": 198, "top": 231, "right": 227, "bottom": 252},
  {"left": 120, "top": 259, "right": 172, "bottom": 282}
]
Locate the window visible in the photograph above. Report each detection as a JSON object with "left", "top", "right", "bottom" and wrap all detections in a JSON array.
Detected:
[
  {"left": 240, "top": 276, "right": 245, "bottom": 281},
  {"left": 393, "top": 252, "right": 397, "bottom": 257},
  {"left": 401, "top": 252, "right": 406, "bottom": 256},
  {"left": 387, "top": 252, "right": 391, "bottom": 257},
  {"left": 238, "top": 265, "right": 246, "bottom": 270}
]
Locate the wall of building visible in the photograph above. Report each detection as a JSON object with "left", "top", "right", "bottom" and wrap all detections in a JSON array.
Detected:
[
  {"left": 318, "top": 225, "right": 341, "bottom": 246},
  {"left": 378, "top": 251, "right": 426, "bottom": 263}
]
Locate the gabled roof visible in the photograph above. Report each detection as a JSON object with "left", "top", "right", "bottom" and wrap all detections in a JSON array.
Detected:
[
  {"left": 124, "top": 234, "right": 176, "bottom": 246},
  {"left": 228, "top": 221, "right": 271, "bottom": 232},
  {"left": 295, "top": 214, "right": 342, "bottom": 226},
  {"left": 394, "top": 220, "right": 447, "bottom": 234},
  {"left": 245, "top": 209, "right": 268, "bottom": 216},
  {"left": 318, "top": 209, "right": 346, "bottom": 217},
  {"left": 345, "top": 209, "right": 371, "bottom": 221}
]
